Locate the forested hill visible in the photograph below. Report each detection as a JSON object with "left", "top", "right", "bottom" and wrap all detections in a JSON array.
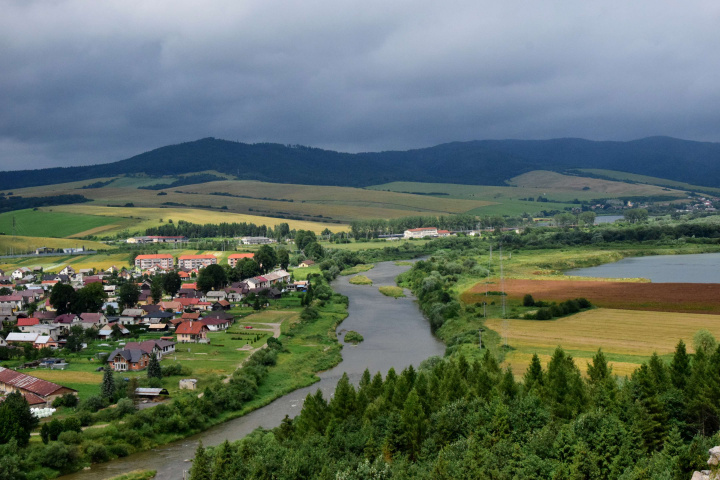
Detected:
[{"left": 3, "top": 136, "right": 720, "bottom": 190}]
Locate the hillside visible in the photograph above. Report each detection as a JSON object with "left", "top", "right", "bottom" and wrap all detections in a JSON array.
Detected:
[{"left": 3, "top": 136, "right": 720, "bottom": 190}]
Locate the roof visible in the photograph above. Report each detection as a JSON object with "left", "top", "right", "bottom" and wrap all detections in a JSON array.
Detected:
[
  {"left": 108, "top": 349, "right": 149, "bottom": 364},
  {"left": 142, "top": 311, "right": 174, "bottom": 319},
  {"left": 135, "top": 387, "right": 169, "bottom": 396},
  {"left": 228, "top": 253, "right": 254, "bottom": 259},
  {"left": 17, "top": 318, "right": 40, "bottom": 326},
  {"left": 201, "top": 318, "right": 229, "bottom": 326},
  {"left": 182, "top": 312, "right": 200, "bottom": 319},
  {"left": 176, "top": 321, "right": 207, "bottom": 335},
  {"left": 182, "top": 283, "right": 197, "bottom": 290},
  {"left": 178, "top": 254, "right": 216, "bottom": 260},
  {"left": 0, "top": 295, "right": 24, "bottom": 301},
  {"left": 35, "top": 335, "right": 52, "bottom": 345},
  {"left": 120, "top": 309, "right": 144, "bottom": 316},
  {"left": 0, "top": 367, "right": 72, "bottom": 397},
  {"left": 6, "top": 332, "right": 39, "bottom": 342},
  {"left": 54, "top": 314, "right": 78, "bottom": 324},
  {"left": 80, "top": 313, "right": 105, "bottom": 323},
  {"left": 135, "top": 254, "right": 174, "bottom": 260}
]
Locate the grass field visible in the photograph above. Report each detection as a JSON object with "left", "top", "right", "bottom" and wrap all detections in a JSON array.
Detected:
[
  {"left": 0, "top": 209, "right": 121, "bottom": 238},
  {"left": 378, "top": 286, "right": 405, "bottom": 298},
  {"left": 340, "top": 263, "right": 374, "bottom": 275},
  {"left": 0, "top": 235, "right": 113, "bottom": 256},
  {"left": 463, "top": 278, "right": 720, "bottom": 315},
  {"left": 579, "top": 169, "right": 720, "bottom": 196},
  {"left": 486, "top": 308, "right": 720, "bottom": 377}
]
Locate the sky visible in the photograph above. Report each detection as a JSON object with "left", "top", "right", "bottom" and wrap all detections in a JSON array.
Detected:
[{"left": 2, "top": 0, "right": 720, "bottom": 170}]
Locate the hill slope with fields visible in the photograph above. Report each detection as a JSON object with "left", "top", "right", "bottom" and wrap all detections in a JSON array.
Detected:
[{"left": 3, "top": 136, "right": 720, "bottom": 190}]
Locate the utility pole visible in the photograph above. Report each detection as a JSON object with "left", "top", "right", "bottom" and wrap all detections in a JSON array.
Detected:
[{"left": 500, "top": 243, "right": 507, "bottom": 347}]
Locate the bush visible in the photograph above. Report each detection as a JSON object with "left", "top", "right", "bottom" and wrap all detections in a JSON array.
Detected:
[
  {"left": 57, "top": 431, "right": 83, "bottom": 445},
  {"left": 523, "top": 294, "right": 535, "bottom": 307},
  {"left": 80, "top": 395, "right": 105, "bottom": 413},
  {"left": 52, "top": 393, "right": 79, "bottom": 409},
  {"left": 85, "top": 443, "right": 110, "bottom": 463},
  {"left": 63, "top": 417, "right": 82, "bottom": 433},
  {"left": 115, "top": 398, "right": 136, "bottom": 418},
  {"left": 535, "top": 308, "right": 553, "bottom": 320}
]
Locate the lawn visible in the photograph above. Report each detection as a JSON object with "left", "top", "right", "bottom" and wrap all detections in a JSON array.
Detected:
[
  {"left": 0, "top": 209, "right": 120, "bottom": 238},
  {"left": 485, "top": 308, "right": 720, "bottom": 377}
]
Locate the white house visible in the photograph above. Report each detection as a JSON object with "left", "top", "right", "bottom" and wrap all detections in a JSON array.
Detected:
[{"left": 403, "top": 227, "right": 438, "bottom": 239}]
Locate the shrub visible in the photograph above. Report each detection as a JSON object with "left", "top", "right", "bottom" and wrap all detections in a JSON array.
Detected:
[
  {"left": 115, "top": 398, "right": 136, "bottom": 418},
  {"left": 63, "top": 417, "right": 82, "bottom": 433},
  {"left": 85, "top": 443, "right": 110, "bottom": 463},
  {"left": 80, "top": 395, "right": 105, "bottom": 413},
  {"left": 535, "top": 308, "right": 553, "bottom": 320},
  {"left": 57, "top": 431, "right": 83, "bottom": 445},
  {"left": 523, "top": 294, "right": 535, "bottom": 307}
]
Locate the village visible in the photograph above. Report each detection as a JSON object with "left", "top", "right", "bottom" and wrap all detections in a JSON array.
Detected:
[{"left": 0, "top": 247, "right": 315, "bottom": 414}]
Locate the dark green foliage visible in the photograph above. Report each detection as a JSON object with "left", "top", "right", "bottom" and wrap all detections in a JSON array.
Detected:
[
  {"left": 523, "top": 293, "right": 535, "bottom": 306},
  {"left": 0, "top": 194, "right": 90, "bottom": 214},
  {"left": 148, "top": 353, "right": 162, "bottom": 379},
  {"left": 0, "top": 392, "right": 38, "bottom": 447},
  {"left": 49, "top": 283, "right": 76, "bottom": 315},
  {"left": 101, "top": 364, "right": 115, "bottom": 399},
  {"left": 118, "top": 281, "right": 140, "bottom": 310},
  {"left": 163, "top": 271, "right": 182, "bottom": 298},
  {"left": 197, "top": 264, "right": 227, "bottom": 293},
  {"left": 253, "top": 245, "right": 277, "bottom": 274}
]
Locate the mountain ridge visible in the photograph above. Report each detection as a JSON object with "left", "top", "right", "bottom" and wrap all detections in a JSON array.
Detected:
[{"left": 2, "top": 136, "right": 719, "bottom": 191}]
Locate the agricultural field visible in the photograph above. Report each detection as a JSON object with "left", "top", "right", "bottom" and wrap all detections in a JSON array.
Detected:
[
  {"left": 486, "top": 308, "right": 720, "bottom": 377},
  {"left": 464, "top": 278, "right": 720, "bottom": 315},
  {"left": 579, "top": 168, "right": 720, "bottom": 196},
  {"left": 0, "top": 235, "right": 113, "bottom": 256},
  {"left": 0, "top": 209, "right": 121, "bottom": 238}
]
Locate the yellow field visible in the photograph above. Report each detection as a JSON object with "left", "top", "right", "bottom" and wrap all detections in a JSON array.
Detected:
[
  {"left": 508, "top": 170, "right": 685, "bottom": 197},
  {"left": 0, "top": 236, "right": 113, "bottom": 255},
  {"left": 44, "top": 205, "right": 348, "bottom": 235},
  {"left": 486, "top": 308, "right": 720, "bottom": 377}
]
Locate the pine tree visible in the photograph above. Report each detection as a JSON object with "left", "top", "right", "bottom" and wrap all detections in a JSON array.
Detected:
[
  {"left": 189, "top": 441, "right": 211, "bottom": 480},
  {"left": 0, "top": 391, "right": 38, "bottom": 447},
  {"left": 101, "top": 363, "right": 115, "bottom": 400},
  {"left": 401, "top": 389, "right": 426, "bottom": 460},
  {"left": 211, "top": 440, "right": 233, "bottom": 480},
  {"left": 670, "top": 339, "right": 691, "bottom": 390},
  {"left": 147, "top": 353, "right": 162, "bottom": 379},
  {"left": 523, "top": 353, "right": 545, "bottom": 392},
  {"left": 330, "top": 373, "right": 357, "bottom": 420}
]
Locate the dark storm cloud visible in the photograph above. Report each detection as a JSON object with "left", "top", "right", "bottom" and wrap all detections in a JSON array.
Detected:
[{"left": 1, "top": 0, "right": 720, "bottom": 169}]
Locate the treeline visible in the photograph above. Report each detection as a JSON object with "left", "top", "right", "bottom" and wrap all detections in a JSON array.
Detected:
[
  {"left": 499, "top": 221, "right": 720, "bottom": 250},
  {"left": 349, "top": 214, "right": 495, "bottom": 239},
  {"left": 145, "top": 220, "right": 290, "bottom": 239},
  {"left": 138, "top": 173, "right": 226, "bottom": 190},
  {"left": 0, "top": 194, "right": 90, "bottom": 215},
  {"left": 188, "top": 339, "right": 720, "bottom": 479}
]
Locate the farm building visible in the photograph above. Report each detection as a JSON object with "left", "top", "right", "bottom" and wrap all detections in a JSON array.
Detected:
[{"left": 0, "top": 367, "right": 78, "bottom": 407}]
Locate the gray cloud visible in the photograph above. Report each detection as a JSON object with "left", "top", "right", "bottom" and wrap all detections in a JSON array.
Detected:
[{"left": 1, "top": 0, "right": 720, "bottom": 169}]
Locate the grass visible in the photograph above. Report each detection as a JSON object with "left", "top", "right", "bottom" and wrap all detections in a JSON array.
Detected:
[
  {"left": 0, "top": 252, "right": 132, "bottom": 273},
  {"left": 349, "top": 275, "right": 373, "bottom": 285},
  {"left": 579, "top": 168, "right": 720, "bottom": 196},
  {"left": 0, "top": 235, "right": 113, "bottom": 256},
  {"left": 340, "top": 263, "right": 374, "bottom": 275},
  {"left": 322, "top": 239, "right": 431, "bottom": 251},
  {"left": 378, "top": 286, "right": 405, "bottom": 298},
  {"left": 485, "top": 308, "right": 720, "bottom": 377},
  {"left": 394, "top": 261, "right": 413, "bottom": 266},
  {"left": 104, "top": 470, "right": 156, "bottom": 480},
  {"left": 0, "top": 209, "right": 120, "bottom": 238},
  {"left": 343, "top": 330, "right": 364, "bottom": 344}
]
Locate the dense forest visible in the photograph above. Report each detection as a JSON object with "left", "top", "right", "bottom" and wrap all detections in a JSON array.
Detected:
[
  {"left": 187, "top": 343, "right": 720, "bottom": 479},
  {"left": 0, "top": 194, "right": 90, "bottom": 215},
  {"left": 144, "top": 220, "right": 291, "bottom": 239},
  {"left": 3, "top": 136, "right": 720, "bottom": 190}
]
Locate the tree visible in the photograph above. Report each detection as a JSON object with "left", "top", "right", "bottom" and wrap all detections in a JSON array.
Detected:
[
  {"left": 670, "top": 339, "right": 691, "bottom": 390},
  {"left": 553, "top": 213, "right": 576, "bottom": 228},
  {"left": 163, "top": 271, "right": 182, "bottom": 298},
  {"left": 101, "top": 364, "right": 115, "bottom": 400},
  {"left": 118, "top": 281, "right": 140, "bottom": 310},
  {"left": 277, "top": 247, "right": 290, "bottom": 270},
  {"left": 254, "top": 245, "right": 277, "bottom": 274},
  {"left": 150, "top": 276, "right": 164, "bottom": 304},
  {"left": 147, "top": 353, "right": 162, "bottom": 379},
  {"left": 0, "top": 391, "right": 38, "bottom": 447},
  {"left": 522, "top": 294, "right": 535, "bottom": 307},
  {"left": 578, "top": 211, "right": 597, "bottom": 226},
  {"left": 294, "top": 230, "right": 317, "bottom": 251},
  {"left": 304, "top": 241, "right": 324, "bottom": 260},
  {"left": 189, "top": 441, "right": 211, "bottom": 480},
  {"left": 50, "top": 283, "right": 77, "bottom": 315},
  {"left": 236, "top": 258, "right": 259, "bottom": 279},
  {"left": 71, "top": 282, "right": 106, "bottom": 313},
  {"left": 625, "top": 208, "right": 649, "bottom": 223},
  {"left": 694, "top": 329, "right": 717, "bottom": 355},
  {"left": 197, "top": 264, "right": 227, "bottom": 293}
]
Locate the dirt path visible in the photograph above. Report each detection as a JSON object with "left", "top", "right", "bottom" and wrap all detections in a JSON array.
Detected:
[{"left": 222, "top": 322, "right": 281, "bottom": 384}]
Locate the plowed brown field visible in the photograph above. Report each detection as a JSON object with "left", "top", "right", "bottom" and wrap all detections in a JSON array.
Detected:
[{"left": 462, "top": 279, "right": 720, "bottom": 315}]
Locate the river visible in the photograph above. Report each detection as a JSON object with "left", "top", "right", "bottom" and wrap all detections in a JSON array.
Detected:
[
  {"left": 60, "top": 260, "right": 444, "bottom": 480},
  {"left": 566, "top": 252, "right": 720, "bottom": 283}
]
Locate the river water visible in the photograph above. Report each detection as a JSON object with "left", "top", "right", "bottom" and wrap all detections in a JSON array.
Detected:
[
  {"left": 61, "top": 260, "right": 443, "bottom": 480},
  {"left": 567, "top": 252, "right": 720, "bottom": 283}
]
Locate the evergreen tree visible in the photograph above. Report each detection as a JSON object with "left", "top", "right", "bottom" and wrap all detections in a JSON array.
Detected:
[
  {"left": 189, "top": 441, "right": 211, "bottom": 480},
  {"left": 148, "top": 353, "right": 162, "bottom": 379},
  {"left": 150, "top": 276, "right": 163, "bottom": 304},
  {"left": 401, "top": 389, "right": 426, "bottom": 460},
  {"left": 211, "top": 440, "right": 233, "bottom": 480},
  {"left": 670, "top": 339, "right": 691, "bottom": 390},
  {"left": 523, "top": 353, "right": 545, "bottom": 392},
  {"left": 101, "top": 364, "right": 115, "bottom": 400},
  {"left": 330, "top": 373, "right": 357, "bottom": 420},
  {"left": 0, "top": 391, "right": 38, "bottom": 447}
]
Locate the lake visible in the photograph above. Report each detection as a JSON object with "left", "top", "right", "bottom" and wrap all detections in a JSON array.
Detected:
[{"left": 567, "top": 252, "right": 720, "bottom": 283}]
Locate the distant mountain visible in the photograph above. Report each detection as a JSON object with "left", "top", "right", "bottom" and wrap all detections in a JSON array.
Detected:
[{"left": 2, "top": 136, "right": 720, "bottom": 190}]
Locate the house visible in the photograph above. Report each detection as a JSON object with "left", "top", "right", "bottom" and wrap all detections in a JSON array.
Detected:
[
  {"left": 239, "top": 236, "right": 275, "bottom": 245},
  {"left": 0, "top": 367, "right": 78, "bottom": 407},
  {"left": 181, "top": 283, "right": 198, "bottom": 291},
  {"left": 213, "top": 299, "right": 231, "bottom": 310},
  {"left": 80, "top": 313, "right": 108, "bottom": 329},
  {"left": 0, "top": 295, "right": 26, "bottom": 311},
  {"left": 11, "top": 267, "right": 32, "bottom": 280},
  {"left": 247, "top": 276, "right": 269, "bottom": 290},
  {"left": 298, "top": 259, "right": 315, "bottom": 268},
  {"left": 26, "top": 324, "right": 63, "bottom": 338},
  {"left": 204, "top": 291, "right": 228, "bottom": 302},
  {"left": 5, "top": 332, "right": 39, "bottom": 345},
  {"left": 177, "top": 254, "right": 217, "bottom": 270},
  {"left": 403, "top": 227, "right": 438, "bottom": 239},
  {"left": 59, "top": 266, "right": 75, "bottom": 276},
  {"left": 119, "top": 308, "right": 144, "bottom": 325},
  {"left": 142, "top": 311, "right": 175, "bottom": 324},
  {"left": 201, "top": 318, "right": 230, "bottom": 331},
  {"left": 181, "top": 312, "right": 201, "bottom": 320},
  {"left": 0, "top": 276, "right": 12, "bottom": 285},
  {"left": 98, "top": 324, "right": 130, "bottom": 340},
  {"left": 34, "top": 335, "right": 59, "bottom": 350},
  {"left": 125, "top": 339, "right": 176, "bottom": 358},
  {"left": 176, "top": 321, "right": 209, "bottom": 343},
  {"left": 158, "top": 301, "right": 182, "bottom": 312},
  {"left": 17, "top": 317, "right": 40, "bottom": 332},
  {"left": 264, "top": 269, "right": 291, "bottom": 285},
  {"left": 127, "top": 236, "right": 187, "bottom": 244},
  {"left": 179, "top": 379, "right": 197, "bottom": 390},
  {"left": 134, "top": 254, "right": 175, "bottom": 270},
  {"left": 228, "top": 253, "right": 255, "bottom": 267},
  {"left": 53, "top": 314, "right": 81, "bottom": 326},
  {"left": 107, "top": 349, "right": 151, "bottom": 371}
]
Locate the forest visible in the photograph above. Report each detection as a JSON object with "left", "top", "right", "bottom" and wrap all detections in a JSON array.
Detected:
[{"left": 187, "top": 341, "right": 720, "bottom": 479}]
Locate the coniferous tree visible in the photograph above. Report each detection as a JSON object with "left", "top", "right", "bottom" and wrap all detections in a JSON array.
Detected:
[
  {"left": 0, "top": 391, "right": 38, "bottom": 447},
  {"left": 524, "top": 353, "right": 545, "bottom": 393},
  {"left": 148, "top": 353, "right": 162, "bottom": 379},
  {"left": 211, "top": 440, "right": 233, "bottom": 480},
  {"left": 401, "top": 389, "right": 426, "bottom": 460},
  {"left": 101, "top": 364, "right": 115, "bottom": 400},
  {"left": 670, "top": 339, "right": 691, "bottom": 390},
  {"left": 189, "top": 441, "right": 211, "bottom": 480}
]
